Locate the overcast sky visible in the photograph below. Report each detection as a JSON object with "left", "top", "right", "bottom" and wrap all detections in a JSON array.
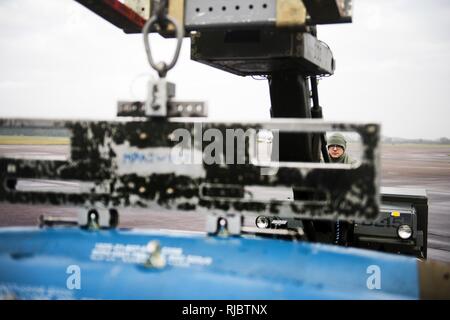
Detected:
[{"left": 0, "top": 0, "right": 449, "bottom": 139}]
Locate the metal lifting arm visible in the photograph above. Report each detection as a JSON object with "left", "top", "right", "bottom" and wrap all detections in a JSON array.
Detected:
[
  {"left": 72, "top": 0, "right": 352, "bottom": 179},
  {"left": 74, "top": 0, "right": 352, "bottom": 34}
]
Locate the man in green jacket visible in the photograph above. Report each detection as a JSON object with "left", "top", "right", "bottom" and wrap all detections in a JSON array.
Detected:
[
  {"left": 327, "top": 133, "right": 357, "bottom": 245},
  {"left": 327, "top": 133, "right": 356, "bottom": 164}
]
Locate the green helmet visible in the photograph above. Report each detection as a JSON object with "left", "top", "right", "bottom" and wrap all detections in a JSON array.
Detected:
[{"left": 327, "top": 133, "right": 347, "bottom": 150}]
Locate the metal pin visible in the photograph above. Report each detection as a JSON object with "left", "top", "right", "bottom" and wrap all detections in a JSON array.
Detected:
[{"left": 7, "top": 164, "right": 16, "bottom": 173}]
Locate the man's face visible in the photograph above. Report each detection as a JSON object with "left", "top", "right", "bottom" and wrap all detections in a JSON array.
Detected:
[{"left": 328, "top": 145, "right": 344, "bottom": 159}]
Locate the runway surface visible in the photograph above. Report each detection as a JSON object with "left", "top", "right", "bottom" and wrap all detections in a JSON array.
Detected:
[{"left": 1, "top": 143, "right": 449, "bottom": 262}]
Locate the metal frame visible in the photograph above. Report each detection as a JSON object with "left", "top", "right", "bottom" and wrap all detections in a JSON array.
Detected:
[
  {"left": 74, "top": 0, "right": 352, "bottom": 35},
  {"left": 0, "top": 118, "right": 379, "bottom": 222},
  {"left": 191, "top": 29, "right": 334, "bottom": 76}
]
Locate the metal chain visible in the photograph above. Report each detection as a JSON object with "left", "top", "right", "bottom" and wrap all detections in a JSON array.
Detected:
[
  {"left": 335, "top": 220, "right": 340, "bottom": 245},
  {"left": 142, "top": 0, "right": 184, "bottom": 78}
]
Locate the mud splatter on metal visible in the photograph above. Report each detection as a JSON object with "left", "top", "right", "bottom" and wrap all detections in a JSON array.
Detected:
[{"left": 0, "top": 118, "right": 380, "bottom": 222}]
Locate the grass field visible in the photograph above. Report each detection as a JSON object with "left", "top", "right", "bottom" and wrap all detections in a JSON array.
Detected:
[{"left": 0, "top": 136, "right": 70, "bottom": 145}]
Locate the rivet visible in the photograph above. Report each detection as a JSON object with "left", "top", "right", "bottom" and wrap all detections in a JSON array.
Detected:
[{"left": 367, "top": 125, "right": 376, "bottom": 133}]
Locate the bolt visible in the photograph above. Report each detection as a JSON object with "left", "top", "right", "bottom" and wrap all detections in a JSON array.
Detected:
[
  {"left": 145, "top": 240, "right": 166, "bottom": 269},
  {"left": 367, "top": 125, "right": 377, "bottom": 134},
  {"left": 146, "top": 240, "right": 159, "bottom": 254},
  {"left": 219, "top": 218, "right": 227, "bottom": 227}
]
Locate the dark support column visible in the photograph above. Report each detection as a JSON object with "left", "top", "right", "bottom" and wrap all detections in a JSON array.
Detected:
[
  {"left": 310, "top": 76, "right": 330, "bottom": 163},
  {"left": 269, "top": 71, "right": 317, "bottom": 241},
  {"left": 268, "top": 72, "right": 313, "bottom": 162}
]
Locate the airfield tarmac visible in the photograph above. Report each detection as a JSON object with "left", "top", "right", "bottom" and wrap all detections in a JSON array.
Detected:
[{"left": 0, "top": 143, "right": 449, "bottom": 262}]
